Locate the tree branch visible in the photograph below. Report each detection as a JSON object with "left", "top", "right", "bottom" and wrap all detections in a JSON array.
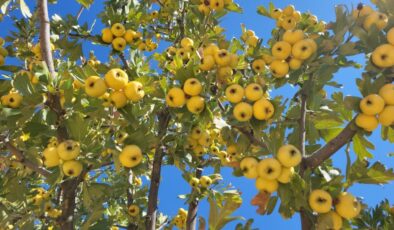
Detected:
[
  {"left": 186, "top": 167, "right": 203, "bottom": 230},
  {"left": 232, "top": 126, "right": 269, "bottom": 150},
  {"left": 145, "top": 108, "right": 171, "bottom": 230},
  {"left": 38, "top": 0, "right": 55, "bottom": 76},
  {"left": 119, "top": 53, "right": 133, "bottom": 75}
]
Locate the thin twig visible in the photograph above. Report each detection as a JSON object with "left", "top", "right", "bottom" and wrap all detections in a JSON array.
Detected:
[
  {"left": 232, "top": 126, "right": 269, "bottom": 150},
  {"left": 76, "top": 6, "right": 84, "bottom": 20},
  {"left": 186, "top": 167, "right": 203, "bottom": 230}
]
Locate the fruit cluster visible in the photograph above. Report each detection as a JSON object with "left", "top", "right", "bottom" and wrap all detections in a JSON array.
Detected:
[
  {"left": 1, "top": 89, "right": 23, "bottom": 108},
  {"left": 0, "top": 37, "right": 8, "bottom": 66},
  {"left": 118, "top": 145, "right": 143, "bottom": 168},
  {"left": 269, "top": 31, "right": 317, "bottom": 78},
  {"left": 186, "top": 127, "right": 212, "bottom": 157},
  {"left": 309, "top": 190, "right": 361, "bottom": 229},
  {"left": 239, "top": 144, "right": 301, "bottom": 193},
  {"left": 372, "top": 28, "right": 394, "bottom": 68},
  {"left": 166, "top": 78, "right": 205, "bottom": 114},
  {"left": 128, "top": 204, "right": 140, "bottom": 217},
  {"left": 241, "top": 29, "right": 259, "bottom": 48},
  {"left": 189, "top": 175, "right": 213, "bottom": 190},
  {"left": 355, "top": 83, "right": 394, "bottom": 131},
  {"left": 84, "top": 68, "right": 145, "bottom": 109},
  {"left": 42, "top": 139, "right": 83, "bottom": 177},
  {"left": 352, "top": 4, "right": 388, "bottom": 32},
  {"left": 225, "top": 83, "right": 275, "bottom": 122},
  {"left": 172, "top": 208, "right": 188, "bottom": 229},
  {"left": 270, "top": 5, "right": 321, "bottom": 31},
  {"left": 102, "top": 23, "right": 157, "bottom": 52},
  {"left": 30, "top": 188, "right": 62, "bottom": 218},
  {"left": 197, "top": 0, "right": 234, "bottom": 15},
  {"left": 30, "top": 42, "right": 55, "bottom": 61}
]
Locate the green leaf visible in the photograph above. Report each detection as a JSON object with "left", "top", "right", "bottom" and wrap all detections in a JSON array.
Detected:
[
  {"left": 349, "top": 160, "right": 394, "bottom": 185},
  {"left": 344, "top": 96, "right": 362, "bottom": 112},
  {"left": 208, "top": 191, "right": 243, "bottom": 230},
  {"left": 226, "top": 2, "right": 243, "bottom": 13},
  {"left": 353, "top": 134, "right": 374, "bottom": 159},
  {"left": 314, "top": 119, "right": 343, "bottom": 130},
  {"left": 19, "top": 0, "right": 31, "bottom": 18},
  {"left": 76, "top": 0, "right": 93, "bottom": 8}
]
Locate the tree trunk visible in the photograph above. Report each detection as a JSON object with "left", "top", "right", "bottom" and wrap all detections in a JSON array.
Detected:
[{"left": 186, "top": 168, "right": 203, "bottom": 230}]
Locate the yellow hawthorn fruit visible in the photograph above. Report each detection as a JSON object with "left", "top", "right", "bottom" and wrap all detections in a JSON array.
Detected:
[
  {"left": 125, "top": 81, "right": 145, "bottom": 102},
  {"left": 119, "top": 145, "right": 143, "bottom": 168},
  {"left": 187, "top": 96, "right": 205, "bottom": 114},
  {"left": 261, "top": 55, "right": 273, "bottom": 65},
  {"left": 111, "top": 23, "right": 126, "bottom": 37},
  {"left": 112, "top": 37, "right": 126, "bottom": 51},
  {"left": 183, "top": 78, "right": 202, "bottom": 96},
  {"left": 292, "top": 39, "right": 314, "bottom": 60},
  {"left": 253, "top": 98, "right": 274, "bottom": 120},
  {"left": 176, "top": 48, "right": 190, "bottom": 60},
  {"left": 189, "top": 177, "right": 200, "bottom": 188},
  {"left": 292, "top": 11, "right": 302, "bottom": 21},
  {"left": 57, "top": 140, "right": 80, "bottom": 161},
  {"left": 270, "top": 60, "right": 289, "bottom": 78},
  {"left": 283, "top": 5, "right": 295, "bottom": 16},
  {"left": 6, "top": 92, "right": 23, "bottom": 108},
  {"left": 240, "top": 157, "right": 259, "bottom": 179},
  {"left": 124, "top": 29, "right": 136, "bottom": 43},
  {"left": 379, "top": 83, "right": 394, "bottom": 105},
  {"left": 257, "top": 158, "right": 282, "bottom": 180},
  {"left": 100, "top": 92, "right": 112, "bottom": 107},
  {"left": 217, "top": 66, "right": 233, "bottom": 79},
  {"left": 105, "top": 68, "right": 128, "bottom": 90},
  {"left": 233, "top": 102, "right": 253, "bottom": 122},
  {"left": 283, "top": 30, "right": 305, "bottom": 45},
  {"left": 255, "top": 177, "right": 278, "bottom": 193},
  {"left": 0, "top": 47, "right": 8, "bottom": 57},
  {"left": 42, "top": 147, "right": 60, "bottom": 168},
  {"left": 245, "top": 83, "right": 263, "bottom": 101},
  {"left": 193, "top": 145, "right": 206, "bottom": 157},
  {"left": 246, "top": 35, "right": 259, "bottom": 47},
  {"left": 191, "top": 126, "right": 203, "bottom": 140},
  {"left": 308, "top": 15, "right": 318, "bottom": 25},
  {"left": 317, "top": 211, "right": 343, "bottom": 230},
  {"left": 1, "top": 94, "right": 9, "bottom": 106},
  {"left": 387, "top": 28, "right": 394, "bottom": 46},
  {"left": 360, "top": 94, "right": 385, "bottom": 115},
  {"left": 214, "top": 49, "right": 231, "bottom": 67},
  {"left": 227, "top": 145, "right": 238, "bottom": 159},
  {"left": 277, "top": 144, "right": 302, "bottom": 167},
  {"left": 128, "top": 204, "right": 140, "bottom": 217},
  {"left": 309, "top": 189, "right": 333, "bottom": 214},
  {"left": 335, "top": 192, "right": 361, "bottom": 219},
  {"left": 199, "top": 176, "right": 212, "bottom": 188},
  {"left": 271, "top": 8, "right": 282, "bottom": 19},
  {"left": 200, "top": 55, "right": 215, "bottom": 71},
  {"left": 252, "top": 59, "right": 265, "bottom": 73},
  {"left": 180, "top": 37, "right": 194, "bottom": 48},
  {"left": 355, "top": 114, "right": 379, "bottom": 132},
  {"left": 371, "top": 44, "right": 394, "bottom": 68},
  {"left": 197, "top": 130, "right": 210, "bottom": 147},
  {"left": 363, "top": 12, "right": 388, "bottom": 31},
  {"left": 289, "top": 58, "right": 303, "bottom": 70},
  {"left": 62, "top": 160, "right": 83, "bottom": 177},
  {"left": 306, "top": 39, "right": 318, "bottom": 53},
  {"left": 186, "top": 137, "right": 198, "bottom": 149},
  {"left": 352, "top": 4, "right": 373, "bottom": 19},
  {"left": 210, "top": 0, "right": 224, "bottom": 11},
  {"left": 110, "top": 91, "right": 128, "bottom": 109},
  {"left": 0, "top": 55, "right": 5, "bottom": 66},
  {"left": 281, "top": 17, "right": 297, "bottom": 30},
  {"left": 166, "top": 87, "right": 186, "bottom": 108},
  {"left": 198, "top": 4, "right": 211, "bottom": 15},
  {"left": 272, "top": 41, "right": 292, "bottom": 60},
  {"left": 202, "top": 43, "right": 219, "bottom": 57},
  {"left": 378, "top": 106, "right": 394, "bottom": 126},
  {"left": 277, "top": 167, "right": 294, "bottom": 184},
  {"left": 210, "top": 146, "right": 220, "bottom": 155}
]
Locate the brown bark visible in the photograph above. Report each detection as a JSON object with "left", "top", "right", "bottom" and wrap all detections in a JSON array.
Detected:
[{"left": 186, "top": 167, "right": 203, "bottom": 230}]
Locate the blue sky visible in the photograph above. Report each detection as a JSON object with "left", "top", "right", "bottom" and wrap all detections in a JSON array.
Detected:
[{"left": 1, "top": 0, "right": 393, "bottom": 229}]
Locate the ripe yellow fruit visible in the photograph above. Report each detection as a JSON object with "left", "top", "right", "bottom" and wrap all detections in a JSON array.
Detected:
[
  {"left": 371, "top": 44, "right": 394, "bottom": 68},
  {"left": 281, "top": 17, "right": 297, "bottom": 30},
  {"left": 62, "top": 160, "right": 83, "bottom": 177},
  {"left": 112, "top": 37, "right": 126, "bottom": 51},
  {"left": 292, "top": 40, "right": 314, "bottom": 60},
  {"left": 200, "top": 55, "right": 215, "bottom": 71},
  {"left": 317, "top": 211, "right": 343, "bottom": 230},
  {"left": 270, "top": 60, "right": 289, "bottom": 78},
  {"left": 6, "top": 92, "right": 23, "bottom": 108},
  {"left": 379, "top": 83, "right": 394, "bottom": 105},
  {"left": 110, "top": 91, "right": 128, "bottom": 108},
  {"left": 272, "top": 41, "right": 292, "bottom": 60},
  {"left": 183, "top": 78, "right": 202, "bottom": 96},
  {"left": 283, "top": 30, "right": 305, "bottom": 45},
  {"left": 292, "top": 11, "right": 302, "bottom": 22},
  {"left": 111, "top": 23, "right": 126, "bottom": 37},
  {"left": 177, "top": 48, "right": 190, "bottom": 60},
  {"left": 189, "top": 177, "right": 200, "bottom": 188},
  {"left": 363, "top": 12, "right": 388, "bottom": 31},
  {"left": 378, "top": 106, "right": 394, "bottom": 126},
  {"left": 255, "top": 177, "right": 278, "bottom": 193},
  {"left": 57, "top": 140, "right": 80, "bottom": 161},
  {"left": 105, "top": 68, "right": 128, "bottom": 90},
  {"left": 198, "top": 4, "right": 210, "bottom": 14},
  {"left": 197, "top": 130, "right": 210, "bottom": 147},
  {"left": 240, "top": 157, "right": 259, "bottom": 179},
  {"left": 85, "top": 76, "right": 107, "bottom": 98},
  {"left": 119, "top": 145, "right": 143, "bottom": 168},
  {"left": 233, "top": 102, "right": 253, "bottom": 122},
  {"left": 257, "top": 158, "right": 282, "bottom": 180},
  {"left": 277, "top": 144, "right": 302, "bottom": 167},
  {"left": 352, "top": 4, "right": 373, "bottom": 18},
  {"left": 202, "top": 43, "right": 219, "bottom": 57},
  {"left": 360, "top": 94, "right": 385, "bottom": 115},
  {"left": 246, "top": 35, "right": 259, "bottom": 47},
  {"left": 124, "top": 29, "right": 136, "bottom": 43},
  {"left": 128, "top": 204, "right": 140, "bottom": 217},
  {"left": 181, "top": 37, "right": 194, "bottom": 48},
  {"left": 252, "top": 59, "right": 265, "bottom": 73},
  {"left": 309, "top": 189, "right": 333, "bottom": 213},
  {"left": 186, "top": 96, "right": 205, "bottom": 114},
  {"left": 217, "top": 66, "right": 233, "bottom": 79},
  {"left": 355, "top": 114, "right": 379, "bottom": 132},
  {"left": 271, "top": 8, "right": 282, "bottom": 19},
  {"left": 277, "top": 167, "right": 294, "bottom": 184},
  {"left": 210, "top": 0, "right": 225, "bottom": 11},
  {"left": 101, "top": 28, "right": 113, "bottom": 43},
  {"left": 193, "top": 145, "right": 206, "bottom": 157},
  {"left": 387, "top": 28, "right": 394, "bottom": 46},
  {"left": 125, "top": 81, "right": 145, "bottom": 102},
  {"left": 245, "top": 83, "right": 263, "bottom": 101},
  {"left": 289, "top": 58, "right": 302, "bottom": 70},
  {"left": 283, "top": 5, "right": 295, "bottom": 16},
  {"left": 191, "top": 126, "right": 202, "bottom": 139},
  {"left": 253, "top": 98, "right": 275, "bottom": 120},
  {"left": 214, "top": 49, "right": 231, "bottom": 67},
  {"left": 43, "top": 147, "right": 60, "bottom": 168},
  {"left": 200, "top": 176, "right": 212, "bottom": 188},
  {"left": 335, "top": 192, "right": 361, "bottom": 219},
  {"left": 166, "top": 87, "right": 186, "bottom": 108}
]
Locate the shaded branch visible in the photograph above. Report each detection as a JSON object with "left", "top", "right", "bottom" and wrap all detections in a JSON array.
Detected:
[
  {"left": 186, "top": 167, "right": 203, "bottom": 230},
  {"left": 119, "top": 53, "right": 133, "bottom": 75},
  {"left": 233, "top": 126, "right": 269, "bottom": 150}
]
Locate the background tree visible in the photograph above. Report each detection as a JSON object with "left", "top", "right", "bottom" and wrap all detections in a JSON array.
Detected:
[{"left": 0, "top": 0, "right": 393, "bottom": 230}]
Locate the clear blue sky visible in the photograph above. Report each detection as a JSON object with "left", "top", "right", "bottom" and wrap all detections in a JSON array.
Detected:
[{"left": 1, "top": 0, "right": 393, "bottom": 229}]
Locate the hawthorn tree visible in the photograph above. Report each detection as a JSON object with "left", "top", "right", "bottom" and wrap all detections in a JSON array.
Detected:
[{"left": 0, "top": 0, "right": 394, "bottom": 230}]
